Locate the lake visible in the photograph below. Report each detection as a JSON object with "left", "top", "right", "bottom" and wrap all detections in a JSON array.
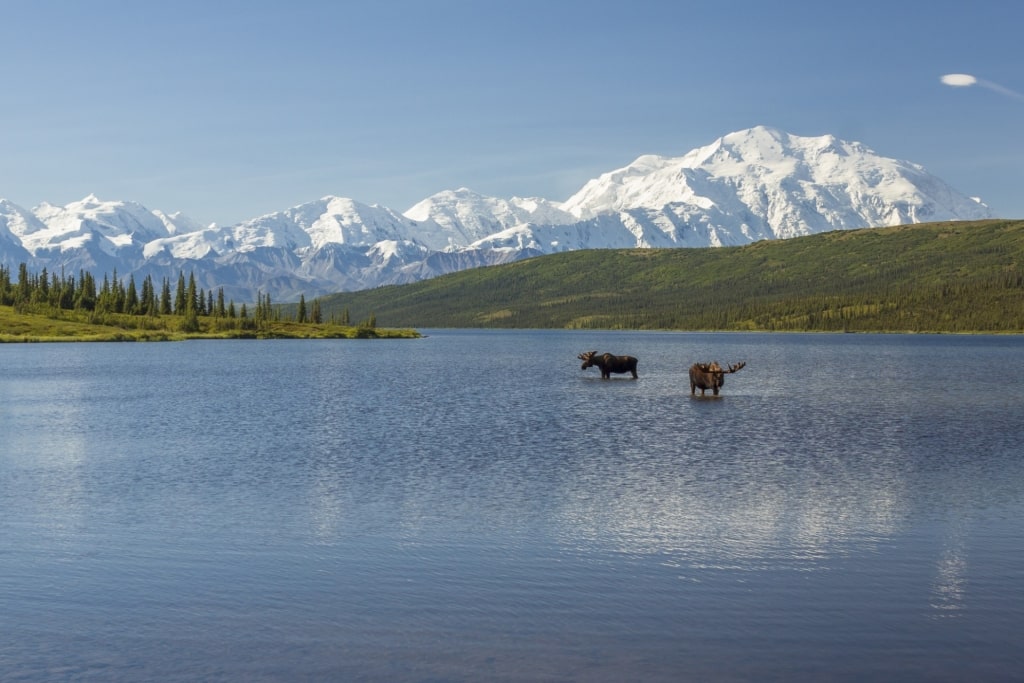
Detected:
[{"left": 2, "top": 330, "right": 1023, "bottom": 682}]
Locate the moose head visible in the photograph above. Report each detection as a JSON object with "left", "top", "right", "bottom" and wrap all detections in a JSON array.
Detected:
[{"left": 688, "top": 361, "right": 746, "bottom": 396}]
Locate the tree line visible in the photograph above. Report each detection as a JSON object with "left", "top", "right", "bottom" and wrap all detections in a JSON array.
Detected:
[{"left": 0, "top": 262, "right": 347, "bottom": 330}]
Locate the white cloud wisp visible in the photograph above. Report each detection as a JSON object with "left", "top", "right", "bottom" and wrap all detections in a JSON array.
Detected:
[{"left": 941, "top": 73, "right": 1024, "bottom": 102}]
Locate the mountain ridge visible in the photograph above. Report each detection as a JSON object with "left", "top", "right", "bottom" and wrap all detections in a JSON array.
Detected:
[
  {"left": 0, "top": 126, "right": 993, "bottom": 301},
  {"left": 308, "top": 219, "right": 1024, "bottom": 333}
]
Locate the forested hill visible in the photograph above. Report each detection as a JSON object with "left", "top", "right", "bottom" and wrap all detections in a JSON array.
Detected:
[{"left": 314, "top": 219, "right": 1024, "bottom": 333}]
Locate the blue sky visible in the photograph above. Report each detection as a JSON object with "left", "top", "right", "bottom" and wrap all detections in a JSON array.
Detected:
[{"left": 2, "top": 0, "right": 1022, "bottom": 226}]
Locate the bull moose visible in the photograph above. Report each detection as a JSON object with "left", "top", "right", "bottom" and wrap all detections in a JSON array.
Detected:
[
  {"left": 578, "top": 351, "right": 639, "bottom": 379},
  {"left": 689, "top": 361, "right": 746, "bottom": 396}
]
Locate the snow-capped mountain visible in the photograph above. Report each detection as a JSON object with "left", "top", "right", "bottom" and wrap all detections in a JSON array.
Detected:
[
  {"left": 0, "top": 199, "right": 38, "bottom": 264},
  {"left": 404, "top": 188, "right": 576, "bottom": 248},
  {"left": 0, "top": 126, "right": 993, "bottom": 301}
]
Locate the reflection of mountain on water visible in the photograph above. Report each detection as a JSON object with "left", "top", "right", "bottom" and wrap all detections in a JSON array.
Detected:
[
  {"left": 554, "top": 464, "right": 905, "bottom": 570},
  {"left": 550, "top": 393, "right": 1023, "bottom": 579}
]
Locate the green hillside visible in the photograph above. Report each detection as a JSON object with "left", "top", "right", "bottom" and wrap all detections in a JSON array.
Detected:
[{"left": 313, "top": 219, "right": 1024, "bottom": 333}]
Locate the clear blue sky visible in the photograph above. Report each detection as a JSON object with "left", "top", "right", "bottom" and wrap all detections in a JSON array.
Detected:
[{"left": 2, "top": 0, "right": 1022, "bottom": 226}]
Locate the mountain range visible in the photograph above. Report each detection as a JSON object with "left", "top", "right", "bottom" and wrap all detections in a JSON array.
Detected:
[{"left": 0, "top": 126, "right": 993, "bottom": 303}]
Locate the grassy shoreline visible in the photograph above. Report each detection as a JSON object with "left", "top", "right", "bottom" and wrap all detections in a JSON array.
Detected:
[{"left": 0, "top": 306, "right": 420, "bottom": 343}]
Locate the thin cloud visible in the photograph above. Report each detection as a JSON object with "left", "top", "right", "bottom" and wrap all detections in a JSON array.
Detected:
[{"left": 941, "top": 73, "right": 1024, "bottom": 102}]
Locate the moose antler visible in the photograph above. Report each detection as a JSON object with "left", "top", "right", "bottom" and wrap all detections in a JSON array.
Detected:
[
  {"left": 577, "top": 351, "right": 596, "bottom": 361},
  {"left": 726, "top": 362, "right": 746, "bottom": 373}
]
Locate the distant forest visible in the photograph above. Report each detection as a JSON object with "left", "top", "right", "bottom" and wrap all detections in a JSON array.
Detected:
[
  {"left": 0, "top": 264, "right": 390, "bottom": 340},
  {"left": 306, "top": 219, "right": 1024, "bottom": 333},
  {"left": 0, "top": 264, "right": 305, "bottom": 330}
]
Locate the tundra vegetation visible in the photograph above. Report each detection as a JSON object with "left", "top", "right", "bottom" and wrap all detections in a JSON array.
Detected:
[
  {"left": 0, "top": 265, "right": 418, "bottom": 342},
  {"left": 311, "top": 219, "right": 1024, "bottom": 333}
]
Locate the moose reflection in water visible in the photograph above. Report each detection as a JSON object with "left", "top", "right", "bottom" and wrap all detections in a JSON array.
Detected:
[
  {"left": 578, "top": 351, "right": 639, "bottom": 379},
  {"left": 689, "top": 361, "right": 746, "bottom": 396}
]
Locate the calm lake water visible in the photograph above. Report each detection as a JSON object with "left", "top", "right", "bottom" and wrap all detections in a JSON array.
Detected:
[{"left": 2, "top": 330, "right": 1023, "bottom": 682}]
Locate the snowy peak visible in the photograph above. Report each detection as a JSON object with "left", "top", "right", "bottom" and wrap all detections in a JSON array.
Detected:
[
  {"left": 1, "top": 198, "right": 48, "bottom": 238},
  {"left": 404, "top": 188, "right": 576, "bottom": 248},
  {"left": 559, "top": 156, "right": 680, "bottom": 219},
  {"left": 0, "top": 200, "right": 38, "bottom": 262},
  {"left": 154, "top": 209, "right": 210, "bottom": 236},
  {"left": 20, "top": 194, "right": 173, "bottom": 255},
  {"left": 561, "top": 126, "right": 990, "bottom": 234},
  {"left": 233, "top": 195, "right": 431, "bottom": 251}
]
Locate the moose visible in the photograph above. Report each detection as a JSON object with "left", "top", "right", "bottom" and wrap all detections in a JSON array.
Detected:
[
  {"left": 578, "top": 351, "right": 639, "bottom": 379},
  {"left": 689, "top": 361, "right": 746, "bottom": 396}
]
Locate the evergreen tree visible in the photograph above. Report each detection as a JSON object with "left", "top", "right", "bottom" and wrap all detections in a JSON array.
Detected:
[
  {"left": 125, "top": 274, "right": 140, "bottom": 314},
  {"left": 141, "top": 275, "right": 157, "bottom": 316},
  {"left": 75, "top": 271, "right": 96, "bottom": 311},
  {"left": 297, "top": 294, "right": 307, "bottom": 323},
  {"left": 0, "top": 265, "right": 10, "bottom": 305},
  {"left": 311, "top": 298, "right": 322, "bottom": 324},
  {"left": 186, "top": 272, "right": 198, "bottom": 315},
  {"left": 16, "top": 263, "right": 30, "bottom": 304},
  {"left": 160, "top": 277, "right": 172, "bottom": 315},
  {"left": 97, "top": 274, "right": 112, "bottom": 313},
  {"left": 174, "top": 272, "right": 187, "bottom": 315},
  {"left": 38, "top": 268, "right": 50, "bottom": 303},
  {"left": 111, "top": 269, "right": 125, "bottom": 313},
  {"left": 48, "top": 271, "right": 63, "bottom": 308}
]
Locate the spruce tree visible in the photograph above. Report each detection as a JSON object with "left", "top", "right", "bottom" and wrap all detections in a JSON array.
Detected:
[
  {"left": 160, "top": 278, "right": 172, "bottom": 315},
  {"left": 76, "top": 271, "right": 96, "bottom": 311},
  {"left": 186, "top": 273, "right": 198, "bottom": 315},
  {"left": 111, "top": 269, "right": 125, "bottom": 313},
  {"left": 0, "top": 264, "right": 11, "bottom": 305},
  {"left": 38, "top": 268, "right": 50, "bottom": 303},
  {"left": 125, "top": 274, "right": 139, "bottom": 315},
  {"left": 98, "top": 274, "right": 112, "bottom": 313},
  {"left": 141, "top": 275, "right": 157, "bottom": 316},
  {"left": 174, "top": 272, "right": 187, "bottom": 315},
  {"left": 311, "top": 298, "right": 322, "bottom": 324},
  {"left": 16, "top": 263, "right": 30, "bottom": 304}
]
